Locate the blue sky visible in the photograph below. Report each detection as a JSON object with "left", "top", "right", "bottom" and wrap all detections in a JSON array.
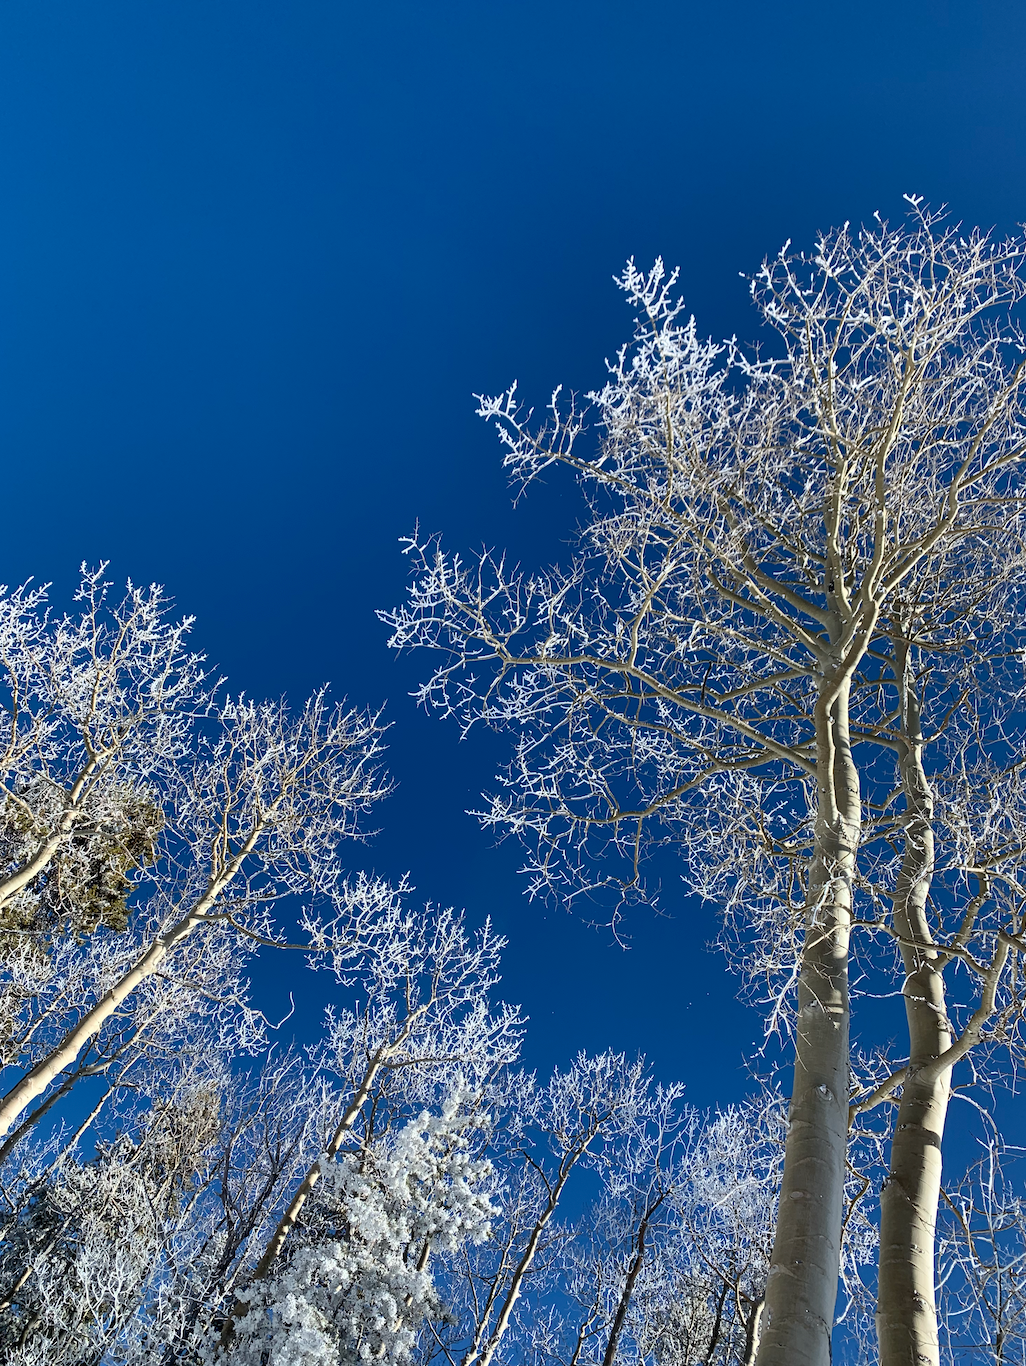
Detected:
[{"left": 1, "top": 0, "right": 1024, "bottom": 1104}]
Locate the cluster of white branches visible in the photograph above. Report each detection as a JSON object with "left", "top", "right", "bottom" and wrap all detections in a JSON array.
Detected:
[
  {"left": 383, "top": 210, "right": 1026, "bottom": 954},
  {"left": 0, "top": 569, "right": 390, "bottom": 1157},
  {"left": 513, "top": 1090, "right": 786, "bottom": 1366},
  {"left": 0, "top": 581, "right": 543, "bottom": 1366},
  {"left": 0, "top": 890, "right": 788, "bottom": 1366},
  {"left": 935, "top": 1142, "right": 1026, "bottom": 1362}
]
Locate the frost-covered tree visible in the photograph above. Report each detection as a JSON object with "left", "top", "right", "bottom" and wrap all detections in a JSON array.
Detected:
[
  {"left": 936, "top": 1142, "right": 1026, "bottom": 1364},
  {"left": 383, "top": 202, "right": 1026, "bottom": 1366},
  {"left": 516, "top": 1090, "right": 785, "bottom": 1366},
  {"left": 0, "top": 568, "right": 388, "bottom": 1151},
  {"left": 217, "top": 891, "right": 523, "bottom": 1354},
  {"left": 0, "top": 1046, "right": 234, "bottom": 1365},
  {"left": 221, "top": 1088, "right": 497, "bottom": 1366},
  {"left": 0, "top": 870, "right": 523, "bottom": 1366},
  {"left": 836, "top": 621, "right": 1026, "bottom": 1366},
  {"left": 0, "top": 565, "right": 390, "bottom": 1362},
  {"left": 432, "top": 1053, "right": 679, "bottom": 1366}
]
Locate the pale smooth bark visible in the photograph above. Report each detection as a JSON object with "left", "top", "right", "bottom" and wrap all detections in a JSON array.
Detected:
[
  {"left": 877, "top": 651, "right": 949, "bottom": 1366},
  {"left": 743, "top": 1299, "right": 765, "bottom": 1366},
  {"left": 0, "top": 825, "right": 262, "bottom": 1141},
  {"left": 757, "top": 677, "right": 859, "bottom": 1366}
]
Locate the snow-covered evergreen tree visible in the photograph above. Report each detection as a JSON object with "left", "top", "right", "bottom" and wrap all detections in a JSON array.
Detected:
[{"left": 220, "top": 1088, "right": 495, "bottom": 1366}]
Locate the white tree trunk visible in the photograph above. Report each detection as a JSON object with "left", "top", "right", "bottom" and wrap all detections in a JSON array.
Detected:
[
  {"left": 0, "top": 916, "right": 198, "bottom": 1139},
  {"left": 877, "top": 671, "right": 949, "bottom": 1366},
  {"left": 0, "top": 829, "right": 261, "bottom": 1140},
  {"left": 757, "top": 677, "right": 859, "bottom": 1366}
]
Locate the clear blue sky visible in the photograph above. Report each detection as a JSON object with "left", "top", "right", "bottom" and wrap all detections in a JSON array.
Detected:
[{"left": 0, "top": 0, "right": 1024, "bottom": 1102}]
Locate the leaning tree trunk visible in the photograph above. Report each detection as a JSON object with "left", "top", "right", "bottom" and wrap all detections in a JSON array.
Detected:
[
  {"left": 0, "top": 824, "right": 263, "bottom": 1141},
  {"left": 757, "top": 675, "right": 860, "bottom": 1366},
  {"left": 877, "top": 655, "right": 950, "bottom": 1366}
]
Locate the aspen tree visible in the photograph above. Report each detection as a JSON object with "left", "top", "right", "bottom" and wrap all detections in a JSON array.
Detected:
[
  {"left": 383, "top": 203, "right": 1026, "bottom": 1366},
  {"left": 0, "top": 572, "right": 389, "bottom": 1148}
]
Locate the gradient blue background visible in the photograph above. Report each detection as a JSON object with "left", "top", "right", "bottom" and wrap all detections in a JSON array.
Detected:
[{"left": 0, "top": 0, "right": 1024, "bottom": 1104}]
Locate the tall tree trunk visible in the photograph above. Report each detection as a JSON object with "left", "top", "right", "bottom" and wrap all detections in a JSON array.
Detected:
[
  {"left": 757, "top": 676, "right": 859, "bottom": 1366},
  {"left": 877, "top": 652, "right": 950, "bottom": 1366}
]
